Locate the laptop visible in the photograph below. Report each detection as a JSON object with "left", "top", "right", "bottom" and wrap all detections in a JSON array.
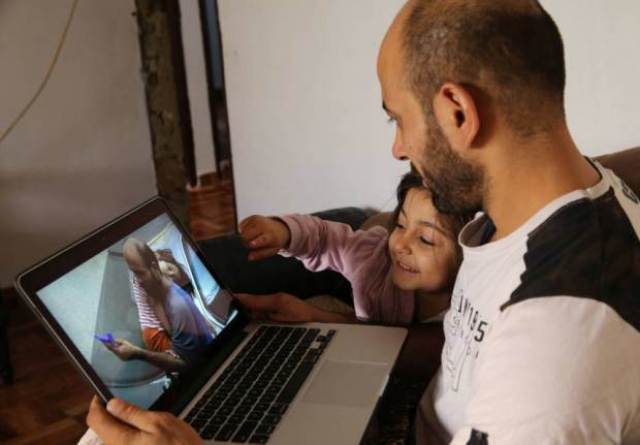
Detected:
[{"left": 15, "top": 197, "right": 407, "bottom": 444}]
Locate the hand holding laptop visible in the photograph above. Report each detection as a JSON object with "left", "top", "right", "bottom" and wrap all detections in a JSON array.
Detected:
[
  {"left": 87, "top": 397, "right": 202, "bottom": 445},
  {"left": 16, "top": 199, "right": 406, "bottom": 444}
]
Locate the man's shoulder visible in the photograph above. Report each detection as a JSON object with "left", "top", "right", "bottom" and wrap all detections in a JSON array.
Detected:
[
  {"left": 165, "top": 283, "right": 193, "bottom": 308},
  {"left": 504, "top": 183, "right": 640, "bottom": 332}
]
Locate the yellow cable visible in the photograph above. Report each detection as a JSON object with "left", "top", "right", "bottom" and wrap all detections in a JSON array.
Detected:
[{"left": 0, "top": 0, "right": 80, "bottom": 145}]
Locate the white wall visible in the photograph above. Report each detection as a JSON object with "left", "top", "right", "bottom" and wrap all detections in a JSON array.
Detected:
[
  {"left": 219, "top": 0, "right": 640, "bottom": 220},
  {"left": 219, "top": 0, "right": 407, "bottom": 219},
  {"left": 179, "top": 0, "right": 217, "bottom": 178},
  {"left": 540, "top": 0, "right": 640, "bottom": 156},
  {"left": 0, "top": 0, "right": 156, "bottom": 286}
]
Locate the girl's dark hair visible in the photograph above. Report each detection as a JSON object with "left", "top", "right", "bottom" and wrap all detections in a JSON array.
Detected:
[
  {"left": 390, "top": 171, "right": 475, "bottom": 264},
  {"left": 390, "top": 171, "right": 424, "bottom": 229}
]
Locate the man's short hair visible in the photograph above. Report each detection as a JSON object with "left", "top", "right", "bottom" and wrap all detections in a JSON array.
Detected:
[{"left": 403, "top": 0, "right": 565, "bottom": 136}]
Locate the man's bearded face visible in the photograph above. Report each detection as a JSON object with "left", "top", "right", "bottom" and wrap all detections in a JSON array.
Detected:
[{"left": 415, "top": 112, "right": 484, "bottom": 215}]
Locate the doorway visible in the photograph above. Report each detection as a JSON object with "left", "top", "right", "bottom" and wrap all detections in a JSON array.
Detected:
[{"left": 176, "top": 0, "right": 237, "bottom": 239}]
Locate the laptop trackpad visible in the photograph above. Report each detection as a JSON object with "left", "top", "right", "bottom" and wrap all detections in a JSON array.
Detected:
[{"left": 302, "top": 360, "right": 387, "bottom": 407}]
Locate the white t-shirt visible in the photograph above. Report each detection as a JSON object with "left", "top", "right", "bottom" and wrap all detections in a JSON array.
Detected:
[{"left": 416, "top": 161, "right": 640, "bottom": 445}]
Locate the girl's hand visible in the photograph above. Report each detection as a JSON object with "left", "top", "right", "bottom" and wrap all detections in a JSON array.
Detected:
[
  {"left": 233, "top": 293, "right": 316, "bottom": 323},
  {"left": 234, "top": 293, "right": 356, "bottom": 324},
  {"left": 239, "top": 215, "right": 291, "bottom": 261}
]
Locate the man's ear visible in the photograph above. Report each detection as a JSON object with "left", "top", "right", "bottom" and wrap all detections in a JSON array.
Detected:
[{"left": 432, "top": 82, "right": 480, "bottom": 151}]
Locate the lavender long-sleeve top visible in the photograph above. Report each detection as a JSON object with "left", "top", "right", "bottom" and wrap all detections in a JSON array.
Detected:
[{"left": 278, "top": 214, "right": 415, "bottom": 324}]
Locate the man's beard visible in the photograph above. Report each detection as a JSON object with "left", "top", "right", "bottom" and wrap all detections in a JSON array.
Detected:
[{"left": 416, "top": 114, "right": 484, "bottom": 215}]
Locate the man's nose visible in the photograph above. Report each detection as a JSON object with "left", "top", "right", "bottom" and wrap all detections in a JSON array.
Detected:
[{"left": 392, "top": 131, "right": 408, "bottom": 161}]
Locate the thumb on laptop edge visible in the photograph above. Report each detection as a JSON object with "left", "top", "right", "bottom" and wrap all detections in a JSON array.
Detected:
[{"left": 105, "top": 398, "right": 157, "bottom": 432}]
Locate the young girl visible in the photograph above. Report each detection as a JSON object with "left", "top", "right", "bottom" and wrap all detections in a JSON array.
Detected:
[{"left": 238, "top": 172, "right": 473, "bottom": 324}]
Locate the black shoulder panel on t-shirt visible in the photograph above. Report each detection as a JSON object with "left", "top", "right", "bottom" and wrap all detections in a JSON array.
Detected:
[
  {"left": 466, "top": 429, "right": 489, "bottom": 445},
  {"left": 502, "top": 188, "right": 640, "bottom": 332}
]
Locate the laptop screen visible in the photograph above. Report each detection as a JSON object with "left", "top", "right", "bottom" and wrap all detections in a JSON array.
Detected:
[{"left": 35, "top": 213, "right": 238, "bottom": 409}]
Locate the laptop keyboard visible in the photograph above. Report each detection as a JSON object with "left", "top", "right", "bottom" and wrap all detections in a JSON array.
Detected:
[{"left": 184, "top": 325, "right": 336, "bottom": 443}]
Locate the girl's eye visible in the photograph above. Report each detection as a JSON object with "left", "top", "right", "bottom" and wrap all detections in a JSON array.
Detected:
[
  {"left": 395, "top": 222, "right": 405, "bottom": 230},
  {"left": 420, "top": 236, "right": 434, "bottom": 246},
  {"left": 387, "top": 116, "right": 396, "bottom": 124}
]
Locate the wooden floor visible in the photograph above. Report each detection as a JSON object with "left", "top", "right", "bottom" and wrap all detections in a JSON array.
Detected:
[{"left": 0, "top": 174, "right": 236, "bottom": 444}]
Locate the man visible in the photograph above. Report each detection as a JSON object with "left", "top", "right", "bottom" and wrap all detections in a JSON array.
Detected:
[
  {"left": 87, "top": 1, "right": 640, "bottom": 443},
  {"left": 104, "top": 239, "right": 214, "bottom": 372},
  {"left": 378, "top": 1, "right": 640, "bottom": 443}
]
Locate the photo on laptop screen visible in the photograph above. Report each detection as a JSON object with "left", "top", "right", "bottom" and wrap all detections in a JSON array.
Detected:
[{"left": 34, "top": 213, "right": 238, "bottom": 408}]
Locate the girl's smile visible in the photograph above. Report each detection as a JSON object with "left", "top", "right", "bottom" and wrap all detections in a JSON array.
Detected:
[{"left": 388, "top": 188, "right": 458, "bottom": 292}]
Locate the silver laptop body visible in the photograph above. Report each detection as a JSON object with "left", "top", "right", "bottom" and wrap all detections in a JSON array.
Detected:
[{"left": 15, "top": 197, "right": 407, "bottom": 445}]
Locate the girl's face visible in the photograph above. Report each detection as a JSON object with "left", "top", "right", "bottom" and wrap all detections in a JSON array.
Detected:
[
  {"left": 158, "top": 259, "right": 188, "bottom": 286},
  {"left": 388, "top": 189, "right": 458, "bottom": 292}
]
